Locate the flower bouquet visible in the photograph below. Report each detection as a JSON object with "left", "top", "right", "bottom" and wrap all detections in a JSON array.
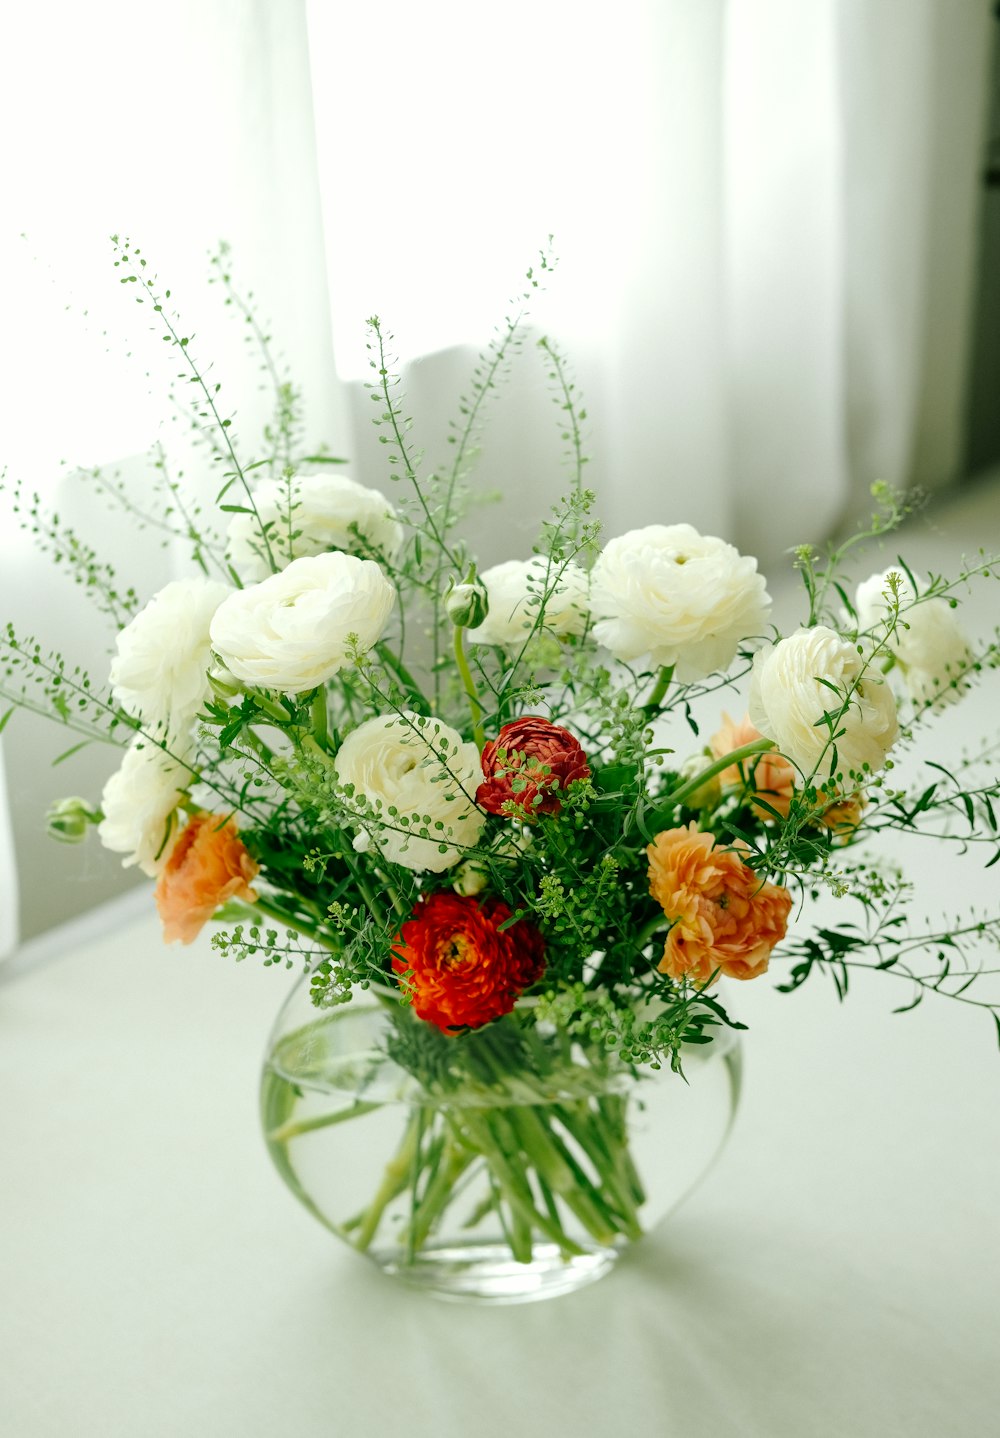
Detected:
[{"left": 4, "top": 240, "right": 1000, "bottom": 1303}]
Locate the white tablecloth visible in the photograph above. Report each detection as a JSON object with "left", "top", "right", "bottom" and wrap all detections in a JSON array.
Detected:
[
  {"left": 1, "top": 903, "right": 997, "bottom": 1438},
  {"left": 2, "top": 481, "right": 999, "bottom": 1437}
]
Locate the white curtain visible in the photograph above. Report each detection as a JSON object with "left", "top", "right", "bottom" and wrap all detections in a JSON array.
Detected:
[
  {"left": 307, "top": 0, "right": 991, "bottom": 567},
  {"left": 0, "top": 0, "right": 992, "bottom": 950},
  {"left": 0, "top": 747, "right": 18, "bottom": 961},
  {"left": 0, "top": 0, "right": 343, "bottom": 950}
]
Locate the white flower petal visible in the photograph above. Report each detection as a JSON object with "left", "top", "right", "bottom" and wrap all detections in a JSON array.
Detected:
[
  {"left": 210, "top": 552, "right": 395, "bottom": 695},
  {"left": 98, "top": 738, "right": 192, "bottom": 876},
  {"left": 226, "top": 472, "right": 404, "bottom": 581},
  {"left": 590, "top": 524, "right": 770, "bottom": 681},
  {"left": 110, "top": 578, "right": 231, "bottom": 730},
  {"left": 469, "top": 557, "right": 589, "bottom": 649},
  {"left": 748, "top": 626, "right": 898, "bottom": 781},
  {"left": 333, "top": 711, "right": 486, "bottom": 873},
  {"left": 855, "top": 569, "right": 973, "bottom": 708}
]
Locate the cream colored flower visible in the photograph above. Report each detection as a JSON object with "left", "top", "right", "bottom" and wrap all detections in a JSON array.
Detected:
[
  {"left": 469, "top": 557, "right": 588, "bottom": 649},
  {"left": 855, "top": 569, "right": 974, "bottom": 707},
  {"left": 98, "top": 738, "right": 192, "bottom": 876},
  {"left": 590, "top": 524, "right": 770, "bottom": 681},
  {"left": 209, "top": 552, "right": 395, "bottom": 695},
  {"left": 226, "top": 472, "right": 405, "bottom": 581},
  {"left": 110, "top": 578, "right": 231, "bottom": 731},
  {"left": 334, "top": 712, "right": 486, "bottom": 872},
  {"left": 748, "top": 626, "right": 898, "bottom": 781},
  {"left": 452, "top": 859, "right": 489, "bottom": 896}
]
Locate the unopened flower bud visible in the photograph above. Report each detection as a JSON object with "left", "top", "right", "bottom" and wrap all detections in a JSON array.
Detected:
[
  {"left": 453, "top": 860, "right": 489, "bottom": 897},
  {"left": 207, "top": 663, "right": 241, "bottom": 702},
  {"left": 46, "top": 796, "right": 100, "bottom": 844},
  {"left": 445, "top": 567, "right": 489, "bottom": 630}
]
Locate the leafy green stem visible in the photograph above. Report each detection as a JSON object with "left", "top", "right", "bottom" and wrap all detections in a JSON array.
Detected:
[{"left": 453, "top": 625, "right": 486, "bottom": 748}]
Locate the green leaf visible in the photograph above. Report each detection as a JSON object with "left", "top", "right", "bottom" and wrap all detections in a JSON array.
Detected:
[
  {"left": 911, "top": 783, "right": 938, "bottom": 816},
  {"left": 52, "top": 739, "right": 92, "bottom": 765},
  {"left": 832, "top": 581, "right": 856, "bottom": 620},
  {"left": 894, "top": 554, "right": 920, "bottom": 603},
  {"left": 496, "top": 909, "right": 528, "bottom": 932}
]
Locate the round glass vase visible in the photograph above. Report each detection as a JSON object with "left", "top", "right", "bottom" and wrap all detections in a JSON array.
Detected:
[{"left": 260, "top": 977, "right": 742, "bottom": 1305}]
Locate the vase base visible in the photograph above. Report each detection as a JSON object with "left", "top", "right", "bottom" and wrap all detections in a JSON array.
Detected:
[{"left": 371, "top": 1240, "right": 618, "bottom": 1305}]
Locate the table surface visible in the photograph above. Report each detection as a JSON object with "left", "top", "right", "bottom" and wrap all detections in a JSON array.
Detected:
[{"left": 2, "top": 482, "right": 999, "bottom": 1438}]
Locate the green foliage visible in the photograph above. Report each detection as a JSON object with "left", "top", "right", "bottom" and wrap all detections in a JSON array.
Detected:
[
  {"left": 4, "top": 479, "right": 140, "bottom": 627},
  {"left": 3, "top": 236, "right": 1000, "bottom": 1085},
  {"left": 211, "top": 922, "right": 320, "bottom": 970},
  {"left": 535, "top": 980, "right": 745, "bottom": 1074}
]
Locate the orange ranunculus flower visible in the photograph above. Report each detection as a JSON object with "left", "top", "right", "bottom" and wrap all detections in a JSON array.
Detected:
[
  {"left": 710, "top": 712, "right": 796, "bottom": 820},
  {"left": 155, "top": 812, "right": 260, "bottom": 944},
  {"left": 391, "top": 892, "right": 545, "bottom": 1031},
  {"left": 647, "top": 822, "right": 792, "bottom": 986}
]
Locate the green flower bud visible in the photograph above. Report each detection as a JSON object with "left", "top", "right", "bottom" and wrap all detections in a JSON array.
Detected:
[
  {"left": 46, "top": 796, "right": 101, "bottom": 844},
  {"left": 445, "top": 566, "right": 489, "bottom": 630},
  {"left": 207, "top": 663, "right": 242, "bottom": 702},
  {"left": 452, "top": 859, "right": 489, "bottom": 897}
]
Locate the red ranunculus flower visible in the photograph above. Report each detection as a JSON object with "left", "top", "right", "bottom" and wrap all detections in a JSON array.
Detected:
[
  {"left": 476, "top": 716, "right": 590, "bottom": 818},
  {"left": 391, "top": 892, "right": 546, "bottom": 1031}
]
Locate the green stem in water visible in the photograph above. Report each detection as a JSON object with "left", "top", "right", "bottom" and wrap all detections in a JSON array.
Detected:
[
  {"left": 463, "top": 1109, "right": 588, "bottom": 1258},
  {"left": 266, "top": 1099, "right": 382, "bottom": 1146},
  {"left": 505, "top": 1106, "right": 620, "bottom": 1245},
  {"left": 453, "top": 625, "right": 486, "bottom": 748},
  {"left": 405, "top": 1108, "right": 429, "bottom": 1264},
  {"left": 404, "top": 1130, "right": 476, "bottom": 1252},
  {"left": 353, "top": 1109, "right": 424, "bottom": 1252}
]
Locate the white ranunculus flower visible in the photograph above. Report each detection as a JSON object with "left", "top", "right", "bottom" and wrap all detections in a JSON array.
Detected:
[
  {"left": 98, "top": 738, "right": 192, "bottom": 876},
  {"left": 110, "top": 578, "right": 232, "bottom": 730},
  {"left": 590, "top": 524, "right": 771, "bottom": 681},
  {"left": 469, "top": 557, "right": 589, "bottom": 649},
  {"left": 210, "top": 552, "right": 395, "bottom": 695},
  {"left": 748, "top": 625, "right": 898, "bottom": 781},
  {"left": 333, "top": 711, "right": 486, "bottom": 873},
  {"left": 226, "top": 472, "right": 405, "bottom": 581},
  {"left": 855, "top": 569, "right": 974, "bottom": 707}
]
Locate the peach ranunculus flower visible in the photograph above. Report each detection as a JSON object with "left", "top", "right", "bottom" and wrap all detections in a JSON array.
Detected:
[
  {"left": 813, "top": 789, "right": 867, "bottom": 840},
  {"left": 710, "top": 712, "right": 796, "bottom": 820},
  {"left": 155, "top": 813, "right": 260, "bottom": 944},
  {"left": 709, "top": 712, "right": 867, "bottom": 841},
  {"left": 647, "top": 822, "right": 792, "bottom": 985}
]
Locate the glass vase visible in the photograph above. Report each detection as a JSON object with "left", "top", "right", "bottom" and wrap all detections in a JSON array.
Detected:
[{"left": 260, "top": 975, "right": 742, "bottom": 1305}]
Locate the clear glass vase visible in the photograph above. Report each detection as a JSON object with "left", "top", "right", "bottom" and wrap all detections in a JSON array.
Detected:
[{"left": 260, "top": 976, "right": 742, "bottom": 1305}]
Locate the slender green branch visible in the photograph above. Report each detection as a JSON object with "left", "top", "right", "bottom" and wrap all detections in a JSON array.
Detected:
[
  {"left": 112, "top": 237, "right": 277, "bottom": 572},
  {"left": 453, "top": 625, "right": 486, "bottom": 748},
  {"left": 655, "top": 738, "right": 775, "bottom": 817}
]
